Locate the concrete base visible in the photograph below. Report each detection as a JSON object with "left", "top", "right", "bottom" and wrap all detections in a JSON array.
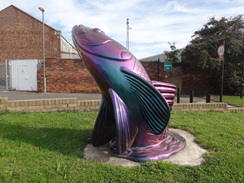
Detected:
[{"left": 84, "top": 128, "right": 207, "bottom": 167}]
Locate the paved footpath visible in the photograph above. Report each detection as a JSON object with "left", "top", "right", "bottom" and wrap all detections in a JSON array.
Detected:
[
  {"left": 0, "top": 91, "right": 102, "bottom": 101},
  {"left": 0, "top": 91, "right": 208, "bottom": 103}
]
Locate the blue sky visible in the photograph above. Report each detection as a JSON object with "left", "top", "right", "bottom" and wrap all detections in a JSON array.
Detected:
[{"left": 1, "top": 0, "right": 244, "bottom": 59}]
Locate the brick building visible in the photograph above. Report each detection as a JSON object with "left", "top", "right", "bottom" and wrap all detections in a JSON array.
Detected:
[
  {"left": 0, "top": 5, "right": 79, "bottom": 91},
  {"left": 0, "top": 5, "right": 78, "bottom": 62}
]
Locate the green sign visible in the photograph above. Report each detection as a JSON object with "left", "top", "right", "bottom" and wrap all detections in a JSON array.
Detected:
[{"left": 164, "top": 63, "right": 172, "bottom": 71}]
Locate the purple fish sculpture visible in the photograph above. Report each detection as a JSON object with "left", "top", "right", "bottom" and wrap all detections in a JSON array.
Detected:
[{"left": 72, "top": 25, "right": 185, "bottom": 162}]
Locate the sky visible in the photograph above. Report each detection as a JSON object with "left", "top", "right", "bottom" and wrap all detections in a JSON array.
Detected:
[{"left": 1, "top": 0, "right": 244, "bottom": 59}]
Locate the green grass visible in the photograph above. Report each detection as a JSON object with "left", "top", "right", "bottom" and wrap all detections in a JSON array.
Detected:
[
  {"left": 213, "top": 96, "right": 244, "bottom": 107},
  {"left": 222, "top": 96, "right": 244, "bottom": 107},
  {"left": 0, "top": 111, "right": 243, "bottom": 182}
]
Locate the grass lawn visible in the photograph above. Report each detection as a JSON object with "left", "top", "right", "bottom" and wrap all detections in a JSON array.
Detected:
[
  {"left": 0, "top": 111, "right": 243, "bottom": 182},
  {"left": 213, "top": 96, "right": 244, "bottom": 107},
  {"left": 222, "top": 96, "right": 244, "bottom": 107}
]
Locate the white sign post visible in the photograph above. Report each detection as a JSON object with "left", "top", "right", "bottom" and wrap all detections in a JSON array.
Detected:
[
  {"left": 217, "top": 42, "right": 225, "bottom": 102},
  {"left": 217, "top": 45, "right": 225, "bottom": 61}
]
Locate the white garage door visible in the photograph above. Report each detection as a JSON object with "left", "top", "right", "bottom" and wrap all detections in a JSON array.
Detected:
[{"left": 9, "top": 59, "right": 38, "bottom": 91}]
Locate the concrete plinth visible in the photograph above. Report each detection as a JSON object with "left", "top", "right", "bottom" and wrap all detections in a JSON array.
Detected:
[{"left": 84, "top": 128, "right": 207, "bottom": 167}]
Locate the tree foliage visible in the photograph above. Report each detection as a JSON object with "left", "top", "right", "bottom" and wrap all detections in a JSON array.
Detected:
[
  {"left": 181, "top": 15, "right": 244, "bottom": 94},
  {"left": 164, "top": 42, "right": 180, "bottom": 63}
]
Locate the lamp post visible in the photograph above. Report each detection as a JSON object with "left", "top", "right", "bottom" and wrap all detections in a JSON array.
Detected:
[
  {"left": 38, "top": 7, "right": 46, "bottom": 93},
  {"left": 126, "top": 18, "right": 129, "bottom": 50},
  {"left": 126, "top": 18, "right": 132, "bottom": 50}
]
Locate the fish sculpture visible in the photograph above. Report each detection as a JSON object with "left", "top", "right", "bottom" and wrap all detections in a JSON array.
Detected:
[{"left": 72, "top": 25, "right": 185, "bottom": 162}]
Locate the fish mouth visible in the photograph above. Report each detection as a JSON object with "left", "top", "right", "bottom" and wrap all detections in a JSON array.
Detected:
[
  {"left": 88, "top": 40, "right": 111, "bottom": 46},
  {"left": 72, "top": 25, "right": 132, "bottom": 61},
  {"left": 72, "top": 25, "right": 111, "bottom": 46}
]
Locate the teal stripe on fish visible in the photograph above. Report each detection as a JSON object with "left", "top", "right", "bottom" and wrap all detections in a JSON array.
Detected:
[{"left": 121, "top": 67, "right": 170, "bottom": 135}]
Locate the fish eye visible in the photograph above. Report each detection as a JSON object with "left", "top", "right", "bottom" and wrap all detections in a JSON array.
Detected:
[{"left": 92, "top": 28, "right": 104, "bottom": 33}]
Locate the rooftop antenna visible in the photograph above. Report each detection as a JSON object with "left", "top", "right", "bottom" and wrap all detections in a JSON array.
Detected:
[{"left": 126, "top": 18, "right": 132, "bottom": 50}]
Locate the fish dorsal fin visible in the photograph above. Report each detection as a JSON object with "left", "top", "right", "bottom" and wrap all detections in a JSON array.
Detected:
[
  {"left": 121, "top": 67, "right": 170, "bottom": 135},
  {"left": 92, "top": 96, "right": 116, "bottom": 147},
  {"left": 109, "top": 89, "right": 137, "bottom": 154}
]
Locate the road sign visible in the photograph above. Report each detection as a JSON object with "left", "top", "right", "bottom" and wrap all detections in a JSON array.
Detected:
[
  {"left": 217, "top": 45, "right": 225, "bottom": 61},
  {"left": 218, "top": 56, "right": 224, "bottom": 61},
  {"left": 217, "top": 45, "right": 225, "bottom": 56},
  {"left": 164, "top": 63, "right": 172, "bottom": 71}
]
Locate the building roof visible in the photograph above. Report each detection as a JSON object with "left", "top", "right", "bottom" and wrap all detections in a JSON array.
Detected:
[
  {"left": 139, "top": 53, "right": 167, "bottom": 62},
  {"left": 139, "top": 48, "right": 184, "bottom": 62},
  {"left": 0, "top": 5, "right": 78, "bottom": 53}
]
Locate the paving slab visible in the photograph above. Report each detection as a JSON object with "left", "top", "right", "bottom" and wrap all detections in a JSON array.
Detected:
[{"left": 0, "top": 91, "right": 102, "bottom": 101}]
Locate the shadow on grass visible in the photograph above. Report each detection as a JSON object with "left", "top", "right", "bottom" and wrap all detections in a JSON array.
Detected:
[{"left": 1, "top": 123, "right": 93, "bottom": 157}]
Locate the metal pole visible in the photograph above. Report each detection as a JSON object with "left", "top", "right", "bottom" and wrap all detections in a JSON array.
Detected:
[
  {"left": 219, "top": 40, "right": 225, "bottom": 102},
  {"left": 177, "top": 88, "right": 180, "bottom": 103},
  {"left": 220, "top": 60, "right": 224, "bottom": 102},
  {"left": 157, "top": 58, "right": 160, "bottom": 81},
  {"left": 241, "top": 37, "right": 244, "bottom": 98},
  {"left": 190, "top": 90, "right": 194, "bottom": 103},
  {"left": 206, "top": 94, "right": 211, "bottom": 103},
  {"left": 39, "top": 7, "right": 46, "bottom": 93},
  {"left": 126, "top": 18, "right": 129, "bottom": 50}
]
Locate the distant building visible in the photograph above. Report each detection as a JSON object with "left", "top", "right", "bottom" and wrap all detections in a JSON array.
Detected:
[
  {"left": 61, "top": 36, "right": 80, "bottom": 59},
  {"left": 0, "top": 5, "right": 80, "bottom": 91},
  {"left": 0, "top": 5, "right": 78, "bottom": 62},
  {"left": 139, "top": 48, "right": 184, "bottom": 62}
]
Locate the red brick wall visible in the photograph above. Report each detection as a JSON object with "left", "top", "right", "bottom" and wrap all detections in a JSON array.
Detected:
[
  {"left": 181, "top": 64, "right": 218, "bottom": 95},
  {"left": 141, "top": 62, "right": 165, "bottom": 81},
  {"left": 142, "top": 61, "right": 217, "bottom": 95},
  {"left": 164, "top": 64, "right": 182, "bottom": 90},
  {"left": 37, "top": 59, "right": 217, "bottom": 95},
  {"left": 0, "top": 5, "right": 61, "bottom": 62},
  {"left": 141, "top": 62, "right": 182, "bottom": 89},
  {"left": 37, "top": 58, "right": 100, "bottom": 93}
]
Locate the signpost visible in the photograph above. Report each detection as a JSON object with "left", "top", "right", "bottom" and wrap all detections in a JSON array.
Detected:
[
  {"left": 218, "top": 41, "right": 225, "bottom": 102},
  {"left": 217, "top": 45, "right": 225, "bottom": 61},
  {"left": 164, "top": 63, "right": 172, "bottom": 71}
]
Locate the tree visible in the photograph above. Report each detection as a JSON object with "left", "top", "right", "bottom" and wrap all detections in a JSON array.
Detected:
[
  {"left": 181, "top": 15, "right": 244, "bottom": 94},
  {"left": 164, "top": 42, "right": 180, "bottom": 63}
]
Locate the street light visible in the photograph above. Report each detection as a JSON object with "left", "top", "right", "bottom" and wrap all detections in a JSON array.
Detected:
[
  {"left": 126, "top": 18, "right": 132, "bottom": 50},
  {"left": 38, "top": 7, "right": 46, "bottom": 93}
]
